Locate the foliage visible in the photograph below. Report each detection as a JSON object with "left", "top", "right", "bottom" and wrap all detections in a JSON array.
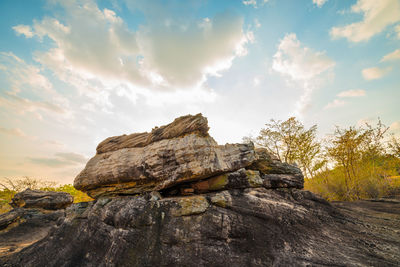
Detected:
[
  {"left": 44, "top": 184, "right": 93, "bottom": 203},
  {"left": 248, "top": 117, "right": 322, "bottom": 178},
  {"left": 250, "top": 117, "right": 400, "bottom": 201},
  {"left": 0, "top": 176, "right": 93, "bottom": 214},
  {"left": 305, "top": 155, "right": 400, "bottom": 201},
  {"left": 388, "top": 135, "right": 400, "bottom": 158}
]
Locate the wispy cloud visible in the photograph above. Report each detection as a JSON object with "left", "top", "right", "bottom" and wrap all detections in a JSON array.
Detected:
[
  {"left": 381, "top": 49, "right": 400, "bottom": 62},
  {"left": 272, "top": 33, "right": 335, "bottom": 115},
  {"left": 396, "top": 24, "right": 400, "bottom": 39},
  {"left": 28, "top": 152, "right": 87, "bottom": 167},
  {"left": 0, "top": 52, "right": 70, "bottom": 121},
  {"left": 242, "top": 0, "right": 268, "bottom": 8},
  {"left": 330, "top": 0, "right": 400, "bottom": 42},
  {"left": 313, "top": 0, "right": 327, "bottom": 8},
  {"left": 12, "top": 25, "right": 34, "bottom": 38},
  {"left": 0, "top": 52, "right": 53, "bottom": 94},
  {"left": 0, "top": 127, "right": 26, "bottom": 137},
  {"left": 362, "top": 66, "right": 391, "bottom": 80},
  {"left": 337, "top": 89, "right": 366, "bottom": 97},
  {"left": 0, "top": 93, "right": 66, "bottom": 115},
  {"left": 324, "top": 99, "right": 346, "bottom": 109}
]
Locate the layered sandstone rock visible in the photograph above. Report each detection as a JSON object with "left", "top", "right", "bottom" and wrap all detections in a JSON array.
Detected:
[
  {"left": 74, "top": 114, "right": 256, "bottom": 198},
  {"left": 10, "top": 189, "right": 73, "bottom": 210},
  {"left": 96, "top": 113, "right": 209, "bottom": 154}
]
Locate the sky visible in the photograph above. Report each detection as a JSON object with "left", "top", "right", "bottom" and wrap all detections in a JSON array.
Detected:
[{"left": 0, "top": 0, "right": 399, "bottom": 184}]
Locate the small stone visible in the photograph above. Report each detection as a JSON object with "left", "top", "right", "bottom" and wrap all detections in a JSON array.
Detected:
[
  {"left": 210, "top": 191, "right": 232, "bottom": 208},
  {"left": 166, "top": 195, "right": 209, "bottom": 217}
]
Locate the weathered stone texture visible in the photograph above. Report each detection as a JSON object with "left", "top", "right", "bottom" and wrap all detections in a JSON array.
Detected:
[
  {"left": 75, "top": 134, "right": 256, "bottom": 198},
  {"left": 2, "top": 189, "right": 399, "bottom": 267},
  {"left": 96, "top": 113, "right": 209, "bottom": 154},
  {"left": 10, "top": 189, "right": 73, "bottom": 210}
]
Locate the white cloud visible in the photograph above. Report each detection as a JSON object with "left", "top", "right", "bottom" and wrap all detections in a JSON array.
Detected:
[
  {"left": 330, "top": 0, "right": 400, "bottom": 42},
  {"left": 0, "top": 127, "right": 26, "bottom": 137},
  {"left": 362, "top": 66, "right": 391, "bottom": 80},
  {"left": 337, "top": 89, "right": 366, "bottom": 97},
  {"left": 272, "top": 33, "right": 335, "bottom": 82},
  {"left": 0, "top": 52, "right": 53, "bottom": 94},
  {"left": 253, "top": 76, "right": 261, "bottom": 86},
  {"left": 242, "top": 0, "right": 268, "bottom": 8},
  {"left": 12, "top": 25, "right": 34, "bottom": 38},
  {"left": 14, "top": 0, "right": 250, "bottom": 96},
  {"left": 272, "top": 33, "right": 335, "bottom": 115},
  {"left": 313, "top": 0, "right": 327, "bottom": 8},
  {"left": 381, "top": 49, "right": 400, "bottom": 62},
  {"left": 0, "top": 52, "right": 69, "bottom": 119},
  {"left": 243, "top": 0, "right": 257, "bottom": 7},
  {"left": 324, "top": 99, "right": 346, "bottom": 109},
  {"left": 396, "top": 24, "right": 400, "bottom": 39}
]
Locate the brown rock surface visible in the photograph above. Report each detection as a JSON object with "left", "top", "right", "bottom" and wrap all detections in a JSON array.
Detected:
[{"left": 74, "top": 115, "right": 256, "bottom": 198}]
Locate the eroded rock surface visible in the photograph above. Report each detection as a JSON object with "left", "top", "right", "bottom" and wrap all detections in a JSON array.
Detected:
[
  {"left": 2, "top": 190, "right": 399, "bottom": 267},
  {"left": 0, "top": 208, "right": 65, "bottom": 257},
  {"left": 74, "top": 114, "right": 257, "bottom": 198},
  {"left": 96, "top": 113, "right": 209, "bottom": 154},
  {"left": 10, "top": 189, "right": 73, "bottom": 210}
]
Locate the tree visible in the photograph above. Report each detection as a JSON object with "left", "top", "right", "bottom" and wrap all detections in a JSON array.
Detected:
[
  {"left": 0, "top": 176, "right": 57, "bottom": 192},
  {"left": 388, "top": 135, "right": 400, "bottom": 158},
  {"left": 325, "top": 126, "right": 368, "bottom": 198},
  {"left": 253, "top": 117, "right": 322, "bottom": 178},
  {"left": 322, "top": 120, "right": 395, "bottom": 200}
]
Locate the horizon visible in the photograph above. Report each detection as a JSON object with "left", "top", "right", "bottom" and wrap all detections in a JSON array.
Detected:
[{"left": 0, "top": 0, "right": 399, "bottom": 184}]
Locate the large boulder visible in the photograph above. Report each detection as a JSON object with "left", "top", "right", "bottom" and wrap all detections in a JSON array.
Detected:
[
  {"left": 74, "top": 114, "right": 256, "bottom": 198},
  {"left": 10, "top": 189, "right": 73, "bottom": 210}
]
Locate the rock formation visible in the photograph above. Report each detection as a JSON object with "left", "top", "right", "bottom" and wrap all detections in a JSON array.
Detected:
[
  {"left": 1, "top": 114, "right": 399, "bottom": 266},
  {"left": 10, "top": 189, "right": 73, "bottom": 210},
  {"left": 0, "top": 189, "right": 72, "bottom": 256},
  {"left": 74, "top": 114, "right": 256, "bottom": 198}
]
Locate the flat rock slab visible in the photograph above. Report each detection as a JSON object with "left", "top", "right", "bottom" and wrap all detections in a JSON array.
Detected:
[
  {"left": 10, "top": 189, "right": 73, "bottom": 210},
  {"left": 74, "top": 134, "right": 256, "bottom": 198}
]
